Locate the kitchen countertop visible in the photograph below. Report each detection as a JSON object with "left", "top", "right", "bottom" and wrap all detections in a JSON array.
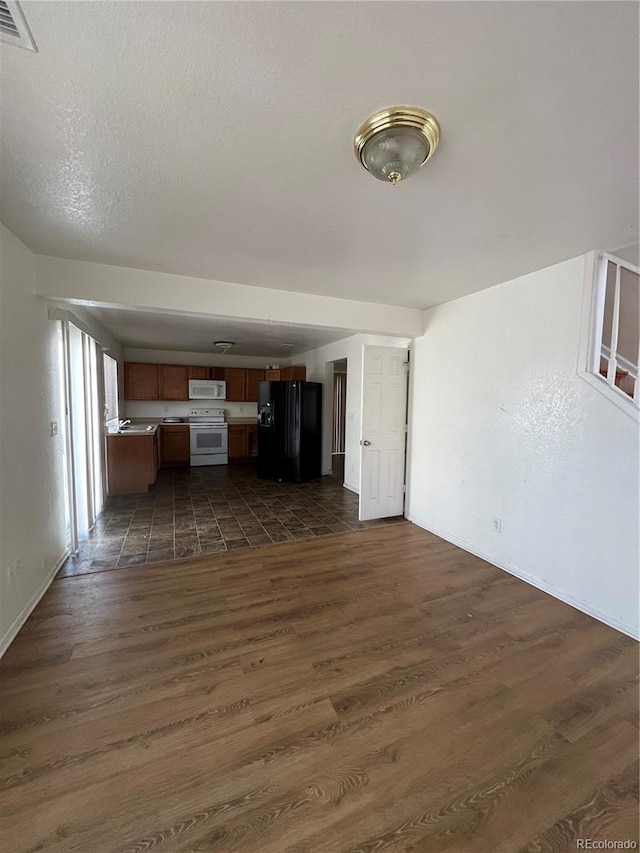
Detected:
[
  {"left": 106, "top": 422, "right": 159, "bottom": 436},
  {"left": 226, "top": 417, "right": 258, "bottom": 425}
]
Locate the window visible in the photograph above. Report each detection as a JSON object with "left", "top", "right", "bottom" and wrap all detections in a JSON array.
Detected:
[{"left": 104, "top": 353, "right": 119, "bottom": 427}]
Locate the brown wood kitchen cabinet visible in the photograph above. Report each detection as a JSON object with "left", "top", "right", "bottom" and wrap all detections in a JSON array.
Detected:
[
  {"left": 264, "top": 366, "right": 306, "bottom": 382},
  {"left": 224, "top": 368, "right": 246, "bottom": 402},
  {"left": 160, "top": 424, "right": 190, "bottom": 465},
  {"left": 228, "top": 424, "right": 248, "bottom": 460},
  {"left": 107, "top": 432, "right": 159, "bottom": 495},
  {"left": 158, "top": 365, "right": 189, "bottom": 400},
  {"left": 245, "top": 369, "right": 265, "bottom": 402},
  {"left": 280, "top": 366, "right": 306, "bottom": 381},
  {"left": 188, "top": 365, "right": 208, "bottom": 380},
  {"left": 124, "top": 363, "right": 159, "bottom": 400}
]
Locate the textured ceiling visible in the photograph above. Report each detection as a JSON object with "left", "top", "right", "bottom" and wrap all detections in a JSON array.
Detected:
[
  {"left": 1, "top": 2, "right": 638, "bottom": 309},
  {"left": 83, "top": 305, "right": 355, "bottom": 357}
]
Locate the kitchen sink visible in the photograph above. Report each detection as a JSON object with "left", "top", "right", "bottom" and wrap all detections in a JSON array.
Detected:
[{"left": 117, "top": 425, "right": 156, "bottom": 434}]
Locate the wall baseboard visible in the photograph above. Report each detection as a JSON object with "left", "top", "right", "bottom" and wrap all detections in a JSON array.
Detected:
[
  {"left": 0, "top": 551, "right": 68, "bottom": 660},
  {"left": 406, "top": 514, "right": 639, "bottom": 641},
  {"left": 343, "top": 483, "right": 359, "bottom": 495}
]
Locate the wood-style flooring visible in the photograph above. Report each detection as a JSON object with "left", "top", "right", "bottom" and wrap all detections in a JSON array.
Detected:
[{"left": 1, "top": 523, "right": 638, "bottom": 852}]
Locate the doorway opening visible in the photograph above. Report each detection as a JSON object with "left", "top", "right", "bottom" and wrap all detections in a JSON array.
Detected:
[{"left": 330, "top": 359, "right": 347, "bottom": 482}]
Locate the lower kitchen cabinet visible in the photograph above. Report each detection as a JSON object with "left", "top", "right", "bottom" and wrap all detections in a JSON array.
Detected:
[
  {"left": 228, "top": 424, "right": 248, "bottom": 460},
  {"left": 107, "top": 433, "right": 159, "bottom": 495},
  {"left": 160, "top": 424, "right": 190, "bottom": 465},
  {"left": 228, "top": 423, "right": 258, "bottom": 461}
]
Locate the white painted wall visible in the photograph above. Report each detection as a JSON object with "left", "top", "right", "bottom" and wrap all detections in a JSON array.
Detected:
[
  {"left": 297, "top": 334, "right": 411, "bottom": 492},
  {"left": 126, "top": 401, "right": 257, "bottom": 421},
  {"left": 36, "top": 256, "right": 424, "bottom": 339},
  {"left": 0, "top": 225, "right": 68, "bottom": 656},
  {"left": 613, "top": 242, "right": 639, "bottom": 267},
  {"left": 406, "top": 255, "right": 639, "bottom": 639}
]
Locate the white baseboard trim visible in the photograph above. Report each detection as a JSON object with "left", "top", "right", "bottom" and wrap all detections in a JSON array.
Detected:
[
  {"left": 0, "top": 550, "right": 68, "bottom": 660},
  {"left": 343, "top": 483, "right": 359, "bottom": 495},
  {"left": 406, "top": 514, "right": 639, "bottom": 641}
]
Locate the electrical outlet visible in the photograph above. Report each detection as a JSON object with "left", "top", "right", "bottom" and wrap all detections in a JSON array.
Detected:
[
  {"left": 239, "top": 405, "right": 244, "bottom": 414},
  {"left": 492, "top": 517, "right": 502, "bottom": 534},
  {"left": 163, "top": 406, "right": 169, "bottom": 413},
  {"left": 50, "top": 420, "right": 58, "bottom": 437}
]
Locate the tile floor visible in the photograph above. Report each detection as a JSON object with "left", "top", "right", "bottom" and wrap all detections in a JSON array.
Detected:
[{"left": 59, "top": 465, "right": 404, "bottom": 576}]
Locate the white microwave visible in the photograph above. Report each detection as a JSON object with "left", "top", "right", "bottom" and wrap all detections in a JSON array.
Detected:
[{"left": 188, "top": 379, "right": 227, "bottom": 400}]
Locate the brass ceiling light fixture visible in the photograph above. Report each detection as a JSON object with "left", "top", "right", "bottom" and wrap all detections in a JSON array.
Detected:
[{"left": 354, "top": 106, "right": 440, "bottom": 185}]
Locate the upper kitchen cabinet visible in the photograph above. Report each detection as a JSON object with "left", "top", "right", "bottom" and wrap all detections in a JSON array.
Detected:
[
  {"left": 280, "top": 366, "right": 306, "bottom": 381},
  {"left": 188, "top": 365, "right": 208, "bottom": 380},
  {"left": 224, "top": 368, "right": 246, "bottom": 401},
  {"left": 246, "top": 369, "right": 265, "bottom": 402},
  {"left": 263, "top": 366, "right": 306, "bottom": 382},
  {"left": 124, "top": 363, "right": 159, "bottom": 400},
  {"left": 159, "top": 365, "right": 189, "bottom": 401}
]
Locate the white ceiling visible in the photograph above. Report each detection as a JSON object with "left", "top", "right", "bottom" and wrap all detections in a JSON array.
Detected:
[
  {"left": 1, "top": 2, "right": 638, "bottom": 309},
  {"left": 83, "top": 305, "right": 355, "bottom": 357}
]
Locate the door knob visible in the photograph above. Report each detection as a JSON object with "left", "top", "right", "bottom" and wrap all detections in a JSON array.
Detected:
[{"left": 362, "top": 440, "right": 371, "bottom": 446}]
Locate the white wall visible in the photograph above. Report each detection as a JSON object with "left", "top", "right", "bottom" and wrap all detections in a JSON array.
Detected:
[
  {"left": 406, "top": 255, "right": 639, "bottom": 639},
  {"left": 126, "top": 400, "right": 258, "bottom": 420},
  {"left": 612, "top": 242, "right": 639, "bottom": 267},
  {"left": 297, "top": 334, "right": 411, "bottom": 492},
  {"left": 0, "top": 225, "right": 68, "bottom": 656}
]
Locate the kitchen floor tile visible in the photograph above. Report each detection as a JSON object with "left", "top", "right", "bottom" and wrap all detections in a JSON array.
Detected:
[{"left": 58, "top": 464, "right": 405, "bottom": 576}]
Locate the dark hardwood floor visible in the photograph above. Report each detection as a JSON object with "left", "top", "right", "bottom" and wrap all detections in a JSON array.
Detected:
[{"left": 1, "top": 524, "right": 638, "bottom": 852}]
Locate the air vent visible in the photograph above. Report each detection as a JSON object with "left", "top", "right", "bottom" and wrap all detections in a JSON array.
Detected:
[{"left": 0, "top": 1, "right": 37, "bottom": 51}]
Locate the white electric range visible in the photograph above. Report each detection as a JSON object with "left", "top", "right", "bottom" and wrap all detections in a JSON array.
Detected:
[{"left": 188, "top": 408, "right": 228, "bottom": 466}]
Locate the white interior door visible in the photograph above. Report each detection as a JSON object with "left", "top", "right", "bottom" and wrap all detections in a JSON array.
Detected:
[{"left": 359, "top": 346, "right": 408, "bottom": 520}]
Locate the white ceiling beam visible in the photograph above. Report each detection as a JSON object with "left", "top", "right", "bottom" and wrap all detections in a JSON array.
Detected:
[{"left": 35, "top": 255, "right": 423, "bottom": 339}]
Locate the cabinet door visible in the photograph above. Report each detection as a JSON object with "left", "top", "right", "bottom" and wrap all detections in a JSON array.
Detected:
[
  {"left": 161, "top": 426, "right": 190, "bottom": 464},
  {"left": 228, "top": 425, "right": 248, "bottom": 459},
  {"left": 265, "top": 369, "right": 280, "bottom": 381},
  {"left": 159, "top": 365, "right": 189, "bottom": 400},
  {"left": 210, "top": 366, "right": 225, "bottom": 380},
  {"left": 124, "top": 363, "right": 159, "bottom": 400},
  {"left": 245, "top": 369, "right": 265, "bottom": 402},
  {"left": 224, "top": 368, "right": 246, "bottom": 401},
  {"left": 281, "top": 365, "right": 306, "bottom": 381},
  {"left": 188, "top": 365, "right": 208, "bottom": 380}
]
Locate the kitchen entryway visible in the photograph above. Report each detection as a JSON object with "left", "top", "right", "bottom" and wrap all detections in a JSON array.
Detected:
[{"left": 58, "top": 466, "right": 404, "bottom": 576}]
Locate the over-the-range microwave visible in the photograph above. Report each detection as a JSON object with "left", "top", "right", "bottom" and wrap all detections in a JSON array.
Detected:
[{"left": 188, "top": 379, "right": 227, "bottom": 400}]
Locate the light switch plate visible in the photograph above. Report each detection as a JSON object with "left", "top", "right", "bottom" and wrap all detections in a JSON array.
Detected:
[{"left": 50, "top": 420, "right": 58, "bottom": 437}]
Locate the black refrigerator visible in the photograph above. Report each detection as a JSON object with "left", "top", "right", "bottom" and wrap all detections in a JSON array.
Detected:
[{"left": 257, "top": 380, "right": 322, "bottom": 482}]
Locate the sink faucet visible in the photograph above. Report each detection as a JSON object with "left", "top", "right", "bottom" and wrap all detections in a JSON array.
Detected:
[{"left": 118, "top": 419, "right": 131, "bottom": 428}]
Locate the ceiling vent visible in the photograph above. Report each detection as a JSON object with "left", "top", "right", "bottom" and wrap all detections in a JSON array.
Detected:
[{"left": 0, "top": 1, "right": 37, "bottom": 51}]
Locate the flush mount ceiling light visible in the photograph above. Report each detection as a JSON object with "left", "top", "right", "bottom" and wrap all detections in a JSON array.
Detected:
[
  {"left": 279, "top": 343, "right": 295, "bottom": 350},
  {"left": 354, "top": 106, "right": 440, "bottom": 185},
  {"left": 213, "top": 341, "right": 235, "bottom": 353}
]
